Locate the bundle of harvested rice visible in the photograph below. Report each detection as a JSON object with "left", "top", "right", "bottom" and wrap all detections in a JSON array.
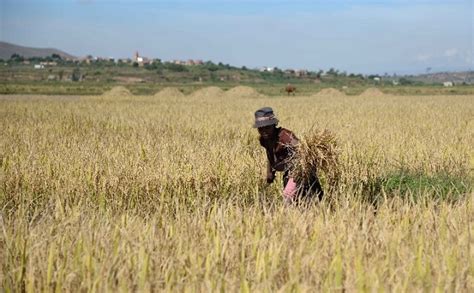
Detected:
[
  {"left": 102, "top": 86, "right": 132, "bottom": 97},
  {"left": 190, "top": 86, "right": 224, "bottom": 98},
  {"left": 291, "top": 129, "right": 341, "bottom": 188},
  {"left": 360, "top": 87, "right": 385, "bottom": 97},
  {"left": 154, "top": 87, "right": 185, "bottom": 98},
  {"left": 225, "top": 86, "right": 265, "bottom": 98},
  {"left": 313, "top": 88, "right": 345, "bottom": 97}
]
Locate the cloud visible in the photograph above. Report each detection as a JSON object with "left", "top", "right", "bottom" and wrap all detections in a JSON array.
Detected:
[
  {"left": 416, "top": 54, "right": 432, "bottom": 62},
  {"left": 444, "top": 48, "right": 459, "bottom": 58},
  {"left": 463, "top": 50, "right": 473, "bottom": 64}
]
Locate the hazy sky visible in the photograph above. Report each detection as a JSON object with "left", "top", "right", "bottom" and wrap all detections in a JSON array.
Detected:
[{"left": 1, "top": 0, "right": 473, "bottom": 74}]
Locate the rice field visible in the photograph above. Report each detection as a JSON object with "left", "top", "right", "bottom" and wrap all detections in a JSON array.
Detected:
[{"left": 1, "top": 88, "right": 473, "bottom": 291}]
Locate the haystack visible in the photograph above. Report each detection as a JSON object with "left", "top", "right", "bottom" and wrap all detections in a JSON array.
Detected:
[
  {"left": 102, "top": 86, "right": 132, "bottom": 97},
  {"left": 291, "top": 129, "right": 340, "bottom": 189},
  {"left": 313, "top": 88, "right": 345, "bottom": 97},
  {"left": 225, "top": 86, "right": 265, "bottom": 98},
  {"left": 190, "top": 86, "right": 225, "bottom": 98},
  {"left": 154, "top": 87, "right": 185, "bottom": 98},
  {"left": 360, "top": 88, "right": 385, "bottom": 97}
]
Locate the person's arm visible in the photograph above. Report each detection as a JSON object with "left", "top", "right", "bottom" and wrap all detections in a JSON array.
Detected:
[
  {"left": 264, "top": 148, "right": 276, "bottom": 183},
  {"left": 280, "top": 130, "right": 299, "bottom": 162},
  {"left": 266, "top": 159, "right": 275, "bottom": 183},
  {"left": 288, "top": 132, "right": 299, "bottom": 148}
]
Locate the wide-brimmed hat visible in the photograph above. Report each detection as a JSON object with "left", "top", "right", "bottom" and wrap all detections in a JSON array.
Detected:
[{"left": 253, "top": 107, "right": 279, "bottom": 128}]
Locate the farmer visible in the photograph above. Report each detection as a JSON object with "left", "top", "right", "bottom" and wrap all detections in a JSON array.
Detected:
[{"left": 253, "top": 107, "right": 324, "bottom": 202}]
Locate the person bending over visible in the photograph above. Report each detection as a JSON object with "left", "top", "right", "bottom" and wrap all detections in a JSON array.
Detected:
[{"left": 253, "top": 107, "right": 323, "bottom": 202}]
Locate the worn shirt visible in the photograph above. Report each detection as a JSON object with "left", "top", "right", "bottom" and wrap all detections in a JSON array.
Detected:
[{"left": 259, "top": 127, "right": 299, "bottom": 173}]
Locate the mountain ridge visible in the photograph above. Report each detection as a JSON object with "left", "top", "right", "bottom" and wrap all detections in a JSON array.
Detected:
[{"left": 0, "top": 41, "right": 76, "bottom": 60}]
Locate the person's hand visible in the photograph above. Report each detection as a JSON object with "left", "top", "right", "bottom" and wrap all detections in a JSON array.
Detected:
[{"left": 284, "top": 196, "right": 294, "bottom": 206}]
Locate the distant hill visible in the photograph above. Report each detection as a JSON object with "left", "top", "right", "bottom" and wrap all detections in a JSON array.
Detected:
[
  {"left": 411, "top": 71, "right": 474, "bottom": 84},
  {"left": 0, "top": 41, "right": 76, "bottom": 60}
]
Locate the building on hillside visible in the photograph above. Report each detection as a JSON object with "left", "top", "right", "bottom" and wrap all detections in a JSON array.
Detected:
[
  {"left": 172, "top": 59, "right": 186, "bottom": 65},
  {"left": 295, "top": 69, "right": 308, "bottom": 77},
  {"left": 260, "top": 66, "right": 275, "bottom": 72},
  {"left": 81, "top": 55, "right": 95, "bottom": 64},
  {"left": 134, "top": 51, "right": 152, "bottom": 66},
  {"left": 117, "top": 58, "right": 132, "bottom": 64},
  {"left": 39, "top": 61, "right": 57, "bottom": 67},
  {"left": 185, "top": 59, "right": 204, "bottom": 65},
  {"left": 443, "top": 81, "right": 454, "bottom": 87},
  {"left": 170, "top": 59, "right": 203, "bottom": 66}
]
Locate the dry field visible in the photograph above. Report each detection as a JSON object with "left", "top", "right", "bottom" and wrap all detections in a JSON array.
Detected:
[{"left": 1, "top": 88, "right": 473, "bottom": 291}]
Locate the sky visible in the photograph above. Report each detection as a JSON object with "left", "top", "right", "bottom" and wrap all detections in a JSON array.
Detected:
[{"left": 1, "top": 0, "right": 473, "bottom": 74}]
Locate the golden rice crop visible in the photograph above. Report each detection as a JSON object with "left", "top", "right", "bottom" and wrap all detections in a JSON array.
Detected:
[
  {"left": 292, "top": 128, "right": 341, "bottom": 190},
  {"left": 0, "top": 91, "right": 472, "bottom": 291}
]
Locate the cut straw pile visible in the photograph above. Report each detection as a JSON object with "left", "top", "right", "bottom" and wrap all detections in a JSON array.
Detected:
[
  {"left": 291, "top": 129, "right": 341, "bottom": 188},
  {"left": 154, "top": 87, "right": 185, "bottom": 98},
  {"left": 102, "top": 86, "right": 132, "bottom": 97},
  {"left": 225, "top": 86, "right": 265, "bottom": 98},
  {"left": 360, "top": 87, "right": 385, "bottom": 97},
  {"left": 190, "top": 86, "right": 225, "bottom": 98},
  {"left": 313, "top": 88, "right": 345, "bottom": 97}
]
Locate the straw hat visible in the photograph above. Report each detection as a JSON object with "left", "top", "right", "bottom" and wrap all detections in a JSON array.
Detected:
[{"left": 253, "top": 107, "right": 279, "bottom": 128}]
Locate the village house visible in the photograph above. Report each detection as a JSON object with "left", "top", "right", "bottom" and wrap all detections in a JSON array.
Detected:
[
  {"left": 39, "top": 61, "right": 57, "bottom": 67},
  {"left": 185, "top": 59, "right": 203, "bottom": 65},
  {"left": 284, "top": 68, "right": 308, "bottom": 77},
  {"left": 134, "top": 52, "right": 152, "bottom": 66},
  {"left": 172, "top": 59, "right": 203, "bottom": 66},
  {"left": 294, "top": 69, "right": 308, "bottom": 77},
  {"left": 260, "top": 66, "right": 275, "bottom": 72},
  {"left": 172, "top": 59, "right": 186, "bottom": 65}
]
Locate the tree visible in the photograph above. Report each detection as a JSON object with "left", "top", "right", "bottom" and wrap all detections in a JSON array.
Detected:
[
  {"left": 315, "top": 70, "right": 323, "bottom": 79},
  {"left": 145, "top": 62, "right": 163, "bottom": 71},
  {"left": 204, "top": 61, "right": 219, "bottom": 72},
  {"left": 164, "top": 63, "right": 188, "bottom": 72},
  {"left": 327, "top": 67, "right": 339, "bottom": 76},
  {"left": 399, "top": 77, "right": 414, "bottom": 85},
  {"left": 72, "top": 68, "right": 81, "bottom": 82},
  {"left": 10, "top": 53, "right": 24, "bottom": 62}
]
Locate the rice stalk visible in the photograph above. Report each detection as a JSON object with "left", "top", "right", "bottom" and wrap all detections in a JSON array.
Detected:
[{"left": 291, "top": 128, "right": 341, "bottom": 189}]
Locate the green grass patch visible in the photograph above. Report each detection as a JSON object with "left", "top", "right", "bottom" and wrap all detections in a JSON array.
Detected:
[{"left": 361, "top": 171, "right": 471, "bottom": 203}]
